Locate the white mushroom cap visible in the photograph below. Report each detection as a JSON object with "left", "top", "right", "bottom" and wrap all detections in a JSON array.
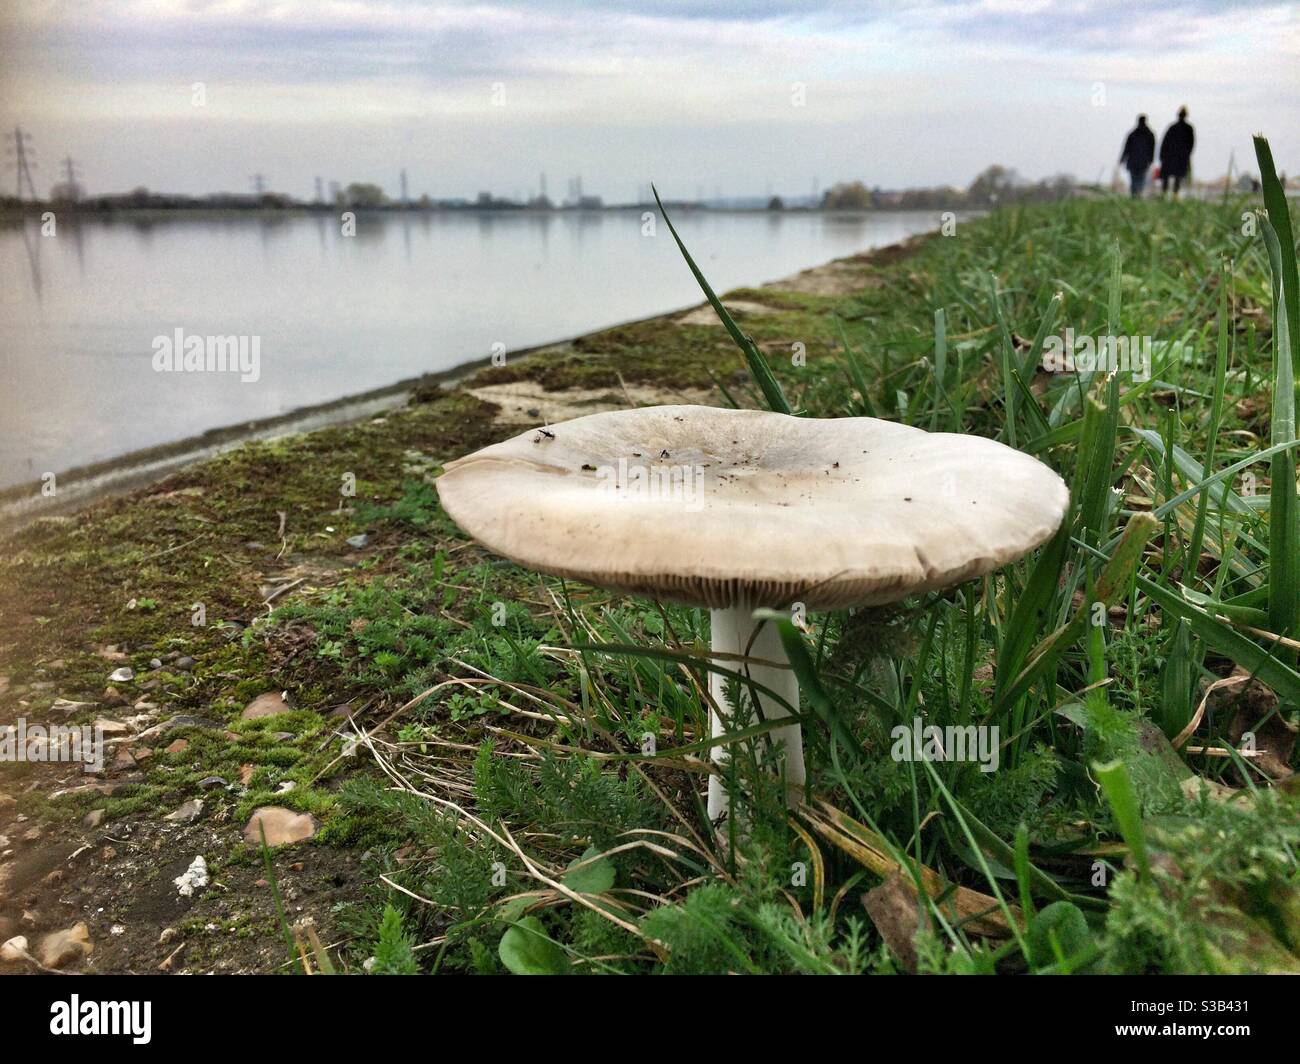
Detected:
[{"left": 435, "top": 405, "right": 1069, "bottom": 610}]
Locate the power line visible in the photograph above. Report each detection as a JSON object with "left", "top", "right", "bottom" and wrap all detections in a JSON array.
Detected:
[
  {"left": 250, "top": 173, "right": 266, "bottom": 196},
  {"left": 5, "top": 125, "right": 38, "bottom": 200}
]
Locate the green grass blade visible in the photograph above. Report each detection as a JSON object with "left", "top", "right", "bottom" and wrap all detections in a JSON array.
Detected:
[
  {"left": 1187, "top": 260, "right": 1231, "bottom": 570},
  {"left": 1137, "top": 576, "right": 1300, "bottom": 704},
  {"left": 652, "top": 185, "right": 792, "bottom": 415},
  {"left": 993, "top": 513, "right": 1156, "bottom": 715},
  {"left": 930, "top": 307, "right": 947, "bottom": 431},
  {"left": 1254, "top": 135, "right": 1300, "bottom": 381},
  {"left": 753, "top": 609, "right": 862, "bottom": 758},
  {"left": 836, "top": 317, "right": 878, "bottom": 417},
  {"left": 1093, "top": 760, "right": 1149, "bottom": 878},
  {"left": 988, "top": 273, "right": 1018, "bottom": 447},
  {"left": 951, "top": 798, "right": 1104, "bottom": 911},
  {"left": 994, "top": 522, "right": 1069, "bottom": 707},
  {"left": 1260, "top": 211, "right": 1300, "bottom": 640}
]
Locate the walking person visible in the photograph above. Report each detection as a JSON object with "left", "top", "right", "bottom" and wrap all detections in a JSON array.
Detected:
[
  {"left": 1159, "top": 107, "right": 1195, "bottom": 196},
  {"left": 1120, "top": 115, "right": 1155, "bottom": 198}
]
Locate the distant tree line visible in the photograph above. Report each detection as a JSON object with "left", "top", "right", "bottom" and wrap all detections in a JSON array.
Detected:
[
  {"left": 0, "top": 165, "right": 1079, "bottom": 215},
  {"left": 0, "top": 181, "right": 588, "bottom": 213},
  {"left": 822, "top": 165, "right": 1077, "bottom": 210}
]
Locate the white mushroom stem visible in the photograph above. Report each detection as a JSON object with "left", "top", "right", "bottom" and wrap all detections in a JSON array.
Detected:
[{"left": 707, "top": 606, "right": 805, "bottom": 822}]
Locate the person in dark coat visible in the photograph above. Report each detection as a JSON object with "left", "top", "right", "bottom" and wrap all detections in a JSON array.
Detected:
[
  {"left": 1159, "top": 107, "right": 1195, "bottom": 196},
  {"left": 1120, "top": 115, "right": 1155, "bottom": 198}
]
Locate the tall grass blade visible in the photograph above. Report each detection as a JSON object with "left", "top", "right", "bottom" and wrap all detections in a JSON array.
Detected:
[
  {"left": 994, "top": 523, "right": 1069, "bottom": 707},
  {"left": 1260, "top": 213, "right": 1300, "bottom": 641},
  {"left": 652, "top": 185, "right": 792, "bottom": 415},
  {"left": 1187, "top": 260, "right": 1232, "bottom": 570},
  {"left": 1137, "top": 576, "right": 1300, "bottom": 703},
  {"left": 1254, "top": 135, "right": 1300, "bottom": 380},
  {"left": 837, "top": 318, "right": 878, "bottom": 417},
  {"left": 930, "top": 307, "right": 947, "bottom": 431},
  {"left": 1093, "top": 760, "right": 1149, "bottom": 878},
  {"left": 993, "top": 513, "right": 1156, "bottom": 715}
]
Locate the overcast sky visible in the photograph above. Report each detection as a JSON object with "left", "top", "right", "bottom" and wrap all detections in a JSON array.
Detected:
[{"left": 2, "top": 0, "right": 1297, "bottom": 201}]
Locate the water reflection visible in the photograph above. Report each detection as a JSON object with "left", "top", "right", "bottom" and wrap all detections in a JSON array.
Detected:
[
  {"left": 0, "top": 208, "right": 942, "bottom": 487},
  {"left": 18, "top": 218, "right": 43, "bottom": 300}
]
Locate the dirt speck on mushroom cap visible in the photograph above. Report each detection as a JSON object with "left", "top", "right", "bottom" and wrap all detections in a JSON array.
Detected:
[{"left": 436, "top": 405, "right": 1069, "bottom": 609}]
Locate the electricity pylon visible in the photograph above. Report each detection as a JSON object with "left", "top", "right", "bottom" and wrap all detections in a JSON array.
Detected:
[{"left": 5, "top": 125, "right": 38, "bottom": 200}]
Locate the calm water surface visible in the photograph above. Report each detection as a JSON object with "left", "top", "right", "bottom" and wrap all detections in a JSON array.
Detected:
[{"left": 0, "top": 209, "right": 940, "bottom": 488}]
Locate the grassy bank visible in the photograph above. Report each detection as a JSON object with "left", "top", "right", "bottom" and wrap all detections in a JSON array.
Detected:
[{"left": 3, "top": 189, "right": 1299, "bottom": 974}]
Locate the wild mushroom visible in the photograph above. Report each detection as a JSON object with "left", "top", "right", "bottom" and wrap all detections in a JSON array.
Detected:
[{"left": 435, "top": 405, "right": 1068, "bottom": 822}]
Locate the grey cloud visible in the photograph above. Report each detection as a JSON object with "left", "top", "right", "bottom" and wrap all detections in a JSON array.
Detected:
[{"left": 5, "top": 0, "right": 1286, "bottom": 89}]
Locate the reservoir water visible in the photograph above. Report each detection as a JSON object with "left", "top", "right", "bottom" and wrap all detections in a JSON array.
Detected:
[{"left": 0, "top": 208, "right": 941, "bottom": 488}]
